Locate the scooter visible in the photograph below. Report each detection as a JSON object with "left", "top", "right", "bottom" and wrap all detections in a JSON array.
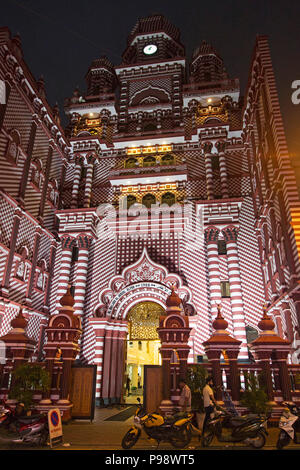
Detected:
[
  {"left": 121, "top": 398, "right": 193, "bottom": 449},
  {"left": 0, "top": 401, "right": 49, "bottom": 446},
  {"left": 201, "top": 407, "right": 268, "bottom": 449},
  {"left": 276, "top": 402, "right": 300, "bottom": 450}
]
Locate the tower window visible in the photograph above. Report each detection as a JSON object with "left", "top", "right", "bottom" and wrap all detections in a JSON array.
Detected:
[
  {"left": 221, "top": 281, "right": 230, "bottom": 298},
  {"left": 218, "top": 240, "right": 227, "bottom": 255},
  {"left": 211, "top": 155, "right": 220, "bottom": 171},
  {"left": 72, "top": 246, "right": 79, "bottom": 262}
]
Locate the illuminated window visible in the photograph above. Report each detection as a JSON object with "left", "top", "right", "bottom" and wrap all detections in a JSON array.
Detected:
[
  {"left": 142, "top": 193, "right": 156, "bottom": 208},
  {"left": 161, "top": 192, "right": 175, "bottom": 207},
  {"left": 143, "top": 156, "right": 156, "bottom": 167},
  {"left": 161, "top": 154, "right": 174, "bottom": 166}
]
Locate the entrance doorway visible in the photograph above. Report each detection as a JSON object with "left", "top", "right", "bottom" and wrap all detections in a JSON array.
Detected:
[{"left": 124, "top": 301, "right": 164, "bottom": 404}]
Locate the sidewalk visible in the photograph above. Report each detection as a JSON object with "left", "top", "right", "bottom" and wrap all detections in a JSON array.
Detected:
[
  {"left": 0, "top": 406, "right": 299, "bottom": 451},
  {"left": 55, "top": 407, "right": 300, "bottom": 451}
]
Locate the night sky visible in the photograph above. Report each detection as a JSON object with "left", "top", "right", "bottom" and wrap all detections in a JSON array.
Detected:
[{"left": 2, "top": 0, "right": 300, "bottom": 156}]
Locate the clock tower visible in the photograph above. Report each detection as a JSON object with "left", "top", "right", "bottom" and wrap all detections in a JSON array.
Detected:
[{"left": 116, "top": 14, "right": 186, "bottom": 131}]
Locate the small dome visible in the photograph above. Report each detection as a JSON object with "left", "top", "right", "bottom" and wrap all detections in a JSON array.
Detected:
[
  {"left": 59, "top": 285, "right": 75, "bottom": 308},
  {"left": 258, "top": 308, "right": 275, "bottom": 332},
  {"left": 212, "top": 305, "right": 228, "bottom": 331},
  {"left": 166, "top": 285, "right": 181, "bottom": 308},
  {"left": 11, "top": 309, "right": 27, "bottom": 330}
]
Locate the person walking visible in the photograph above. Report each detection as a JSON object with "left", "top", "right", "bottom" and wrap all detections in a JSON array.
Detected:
[
  {"left": 178, "top": 378, "right": 192, "bottom": 412},
  {"left": 202, "top": 376, "right": 217, "bottom": 431},
  {"left": 126, "top": 376, "right": 131, "bottom": 396}
]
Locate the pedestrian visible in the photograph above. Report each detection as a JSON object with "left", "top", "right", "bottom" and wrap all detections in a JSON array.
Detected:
[
  {"left": 126, "top": 376, "right": 131, "bottom": 396},
  {"left": 138, "top": 374, "right": 141, "bottom": 389},
  {"left": 178, "top": 378, "right": 192, "bottom": 412},
  {"left": 202, "top": 376, "right": 217, "bottom": 432}
]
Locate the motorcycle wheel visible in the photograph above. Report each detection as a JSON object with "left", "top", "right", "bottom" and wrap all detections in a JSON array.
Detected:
[
  {"left": 121, "top": 428, "right": 141, "bottom": 450},
  {"left": 201, "top": 428, "right": 214, "bottom": 448},
  {"left": 249, "top": 431, "right": 266, "bottom": 449},
  {"left": 276, "top": 430, "right": 291, "bottom": 450},
  {"left": 169, "top": 425, "right": 192, "bottom": 449}
]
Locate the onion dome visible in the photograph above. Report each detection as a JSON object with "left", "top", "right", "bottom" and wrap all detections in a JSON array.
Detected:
[
  {"left": 257, "top": 307, "right": 275, "bottom": 333},
  {"left": 59, "top": 285, "right": 75, "bottom": 309},
  {"left": 166, "top": 285, "right": 181, "bottom": 308},
  {"left": 10, "top": 309, "right": 27, "bottom": 331},
  {"left": 212, "top": 304, "right": 228, "bottom": 332}
]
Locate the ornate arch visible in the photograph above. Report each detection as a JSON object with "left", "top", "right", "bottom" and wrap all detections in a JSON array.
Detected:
[
  {"left": 130, "top": 86, "right": 171, "bottom": 106},
  {"left": 94, "top": 248, "right": 195, "bottom": 320}
]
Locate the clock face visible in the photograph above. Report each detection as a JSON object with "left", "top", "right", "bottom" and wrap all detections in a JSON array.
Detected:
[{"left": 143, "top": 44, "right": 157, "bottom": 55}]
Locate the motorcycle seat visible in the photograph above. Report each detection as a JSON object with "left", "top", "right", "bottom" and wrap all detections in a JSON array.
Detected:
[
  {"left": 229, "top": 415, "right": 259, "bottom": 427},
  {"left": 18, "top": 415, "right": 41, "bottom": 424}
]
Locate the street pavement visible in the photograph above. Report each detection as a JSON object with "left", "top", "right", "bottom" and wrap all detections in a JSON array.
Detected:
[{"left": 0, "top": 406, "right": 299, "bottom": 451}]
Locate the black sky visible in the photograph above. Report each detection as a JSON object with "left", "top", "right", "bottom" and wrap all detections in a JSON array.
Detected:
[{"left": 2, "top": 0, "right": 300, "bottom": 156}]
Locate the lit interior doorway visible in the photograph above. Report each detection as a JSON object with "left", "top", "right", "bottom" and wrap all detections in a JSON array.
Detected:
[{"left": 124, "top": 301, "right": 163, "bottom": 404}]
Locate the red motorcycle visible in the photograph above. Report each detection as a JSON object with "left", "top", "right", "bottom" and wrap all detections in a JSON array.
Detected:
[{"left": 0, "top": 401, "right": 49, "bottom": 446}]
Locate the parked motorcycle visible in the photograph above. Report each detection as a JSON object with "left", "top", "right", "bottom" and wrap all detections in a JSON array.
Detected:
[
  {"left": 121, "top": 399, "right": 193, "bottom": 449},
  {"left": 0, "top": 401, "right": 49, "bottom": 446},
  {"left": 201, "top": 407, "right": 268, "bottom": 449},
  {"left": 276, "top": 402, "right": 300, "bottom": 450}
]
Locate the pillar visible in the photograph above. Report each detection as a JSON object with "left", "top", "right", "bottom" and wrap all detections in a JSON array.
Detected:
[
  {"left": 272, "top": 350, "right": 292, "bottom": 401},
  {"left": 205, "top": 227, "right": 222, "bottom": 305},
  {"left": 83, "top": 156, "right": 95, "bottom": 208},
  {"left": 38, "top": 142, "right": 54, "bottom": 223},
  {"left": 216, "top": 141, "right": 229, "bottom": 198},
  {"left": 17, "top": 118, "right": 38, "bottom": 207},
  {"left": 71, "top": 157, "right": 82, "bottom": 208},
  {"left": 74, "top": 235, "right": 93, "bottom": 315},
  {"left": 24, "top": 227, "right": 42, "bottom": 306},
  {"left": 203, "top": 141, "right": 214, "bottom": 199},
  {"left": 56, "top": 236, "right": 76, "bottom": 304},
  {"left": 222, "top": 226, "right": 248, "bottom": 360}
]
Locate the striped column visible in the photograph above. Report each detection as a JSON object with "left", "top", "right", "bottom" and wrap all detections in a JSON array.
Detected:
[
  {"left": 74, "top": 235, "right": 93, "bottom": 315},
  {"left": 83, "top": 157, "right": 95, "bottom": 208},
  {"left": 25, "top": 227, "right": 42, "bottom": 305},
  {"left": 71, "top": 158, "right": 82, "bottom": 209},
  {"left": 202, "top": 141, "right": 214, "bottom": 200},
  {"left": 205, "top": 227, "right": 222, "bottom": 306},
  {"left": 222, "top": 226, "right": 248, "bottom": 359},
  {"left": 216, "top": 141, "right": 229, "bottom": 199},
  {"left": 56, "top": 236, "right": 75, "bottom": 304},
  {"left": 17, "top": 118, "right": 38, "bottom": 207}
]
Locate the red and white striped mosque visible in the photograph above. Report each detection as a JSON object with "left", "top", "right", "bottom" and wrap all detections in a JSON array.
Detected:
[{"left": 0, "top": 15, "right": 300, "bottom": 405}]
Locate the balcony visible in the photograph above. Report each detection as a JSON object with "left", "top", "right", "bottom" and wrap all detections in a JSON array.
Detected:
[{"left": 109, "top": 162, "right": 188, "bottom": 186}]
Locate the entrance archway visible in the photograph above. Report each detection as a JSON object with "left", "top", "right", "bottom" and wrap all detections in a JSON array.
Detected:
[{"left": 125, "top": 301, "right": 164, "bottom": 403}]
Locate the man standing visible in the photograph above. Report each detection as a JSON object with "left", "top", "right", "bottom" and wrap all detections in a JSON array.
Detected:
[
  {"left": 178, "top": 379, "right": 192, "bottom": 412},
  {"left": 202, "top": 376, "right": 217, "bottom": 431}
]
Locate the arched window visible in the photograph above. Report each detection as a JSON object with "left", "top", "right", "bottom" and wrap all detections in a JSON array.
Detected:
[
  {"left": 36, "top": 259, "right": 48, "bottom": 291},
  {"left": 161, "top": 154, "right": 174, "bottom": 166},
  {"left": 143, "top": 156, "right": 156, "bottom": 168},
  {"left": 126, "top": 195, "right": 137, "bottom": 210},
  {"left": 31, "top": 159, "right": 44, "bottom": 189},
  {"left": 15, "top": 246, "right": 29, "bottom": 281},
  {"left": 161, "top": 192, "right": 176, "bottom": 207},
  {"left": 142, "top": 193, "right": 156, "bottom": 208},
  {"left": 7, "top": 129, "right": 21, "bottom": 164},
  {"left": 125, "top": 158, "right": 138, "bottom": 169}
]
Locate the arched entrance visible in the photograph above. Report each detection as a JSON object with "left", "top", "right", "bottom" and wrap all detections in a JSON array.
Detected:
[{"left": 125, "top": 301, "right": 164, "bottom": 403}]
